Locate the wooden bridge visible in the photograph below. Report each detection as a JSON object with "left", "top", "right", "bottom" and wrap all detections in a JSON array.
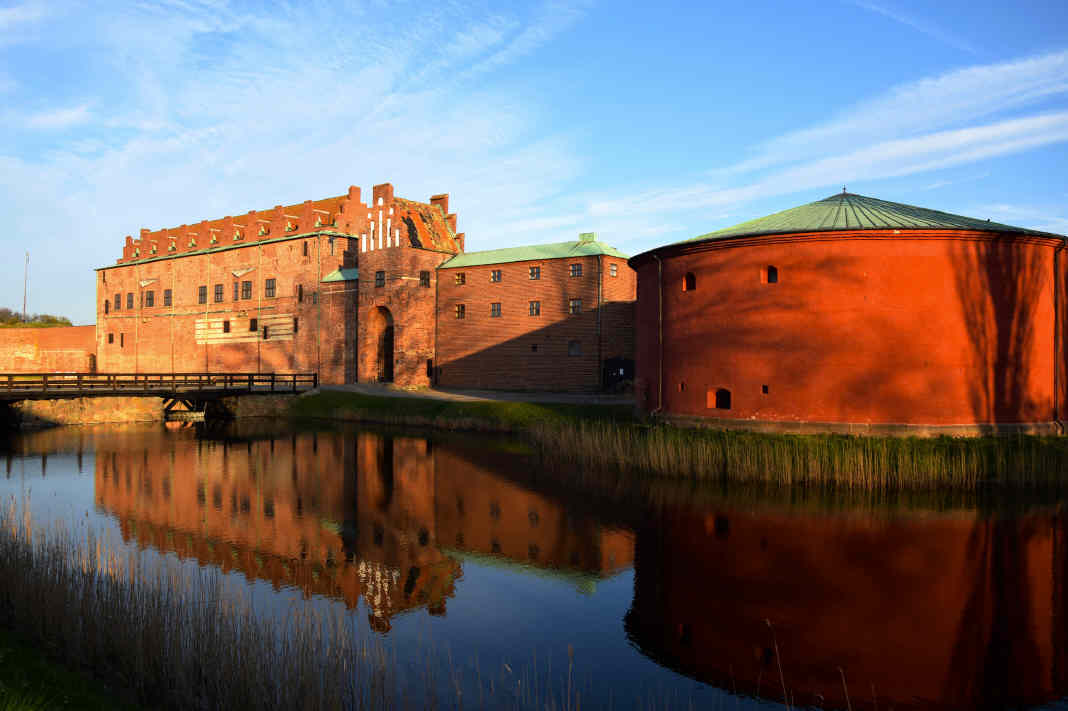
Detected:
[{"left": 0, "top": 373, "right": 318, "bottom": 411}]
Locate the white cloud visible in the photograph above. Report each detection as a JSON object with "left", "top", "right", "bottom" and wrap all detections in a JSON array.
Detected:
[
  {"left": 24, "top": 104, "right": 92, "bottom": 129},
  {"left": 847, "top": 0, "right": 978, "bottom": 54},
  {"left": 0, "top": 1, "right": 43, "bottom": 30}
]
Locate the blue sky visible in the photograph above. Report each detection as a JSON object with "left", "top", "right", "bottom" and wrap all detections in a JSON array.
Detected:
[{"left": 2, "top": 0, "right": 1067, "bottom": 324}]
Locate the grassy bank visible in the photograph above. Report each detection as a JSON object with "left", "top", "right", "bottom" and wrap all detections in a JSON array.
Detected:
[{"left": 290, "top": 391, "right": 1068, "bottom": 490}]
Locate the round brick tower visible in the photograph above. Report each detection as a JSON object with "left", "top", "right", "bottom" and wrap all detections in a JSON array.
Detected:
[{"left": 628, "top": 192, "right": 1068, "bottom": 434}]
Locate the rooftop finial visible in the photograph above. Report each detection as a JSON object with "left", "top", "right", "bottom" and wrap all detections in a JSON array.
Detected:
[{"left": 842, "top": 186, "right": 847, "bottom": 194}]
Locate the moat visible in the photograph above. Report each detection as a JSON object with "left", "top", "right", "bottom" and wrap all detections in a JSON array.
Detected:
[{"left": 4, "top": 421, "right": 1068, "bottom": 710}]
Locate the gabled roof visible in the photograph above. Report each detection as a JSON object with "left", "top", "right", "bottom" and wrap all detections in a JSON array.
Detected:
[
  {"left": 439, "top": 237, "right": 628, "bottom": 269},
  {"left": 392, "top": 198, "right": 462, "bottom": 253},
  {"left": 321, "top": 268, "right": 359, "bottom": 283},
  {"left": 96, "top": 230, "right": 349, "bottom": 270},
  {"left": 675, "top": 192, "right": 1064, "bottom": 248}
]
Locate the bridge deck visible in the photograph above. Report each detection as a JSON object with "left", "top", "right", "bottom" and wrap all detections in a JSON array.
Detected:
[{"left": 0, "top": 373, "right": 318, "bottom": 401}]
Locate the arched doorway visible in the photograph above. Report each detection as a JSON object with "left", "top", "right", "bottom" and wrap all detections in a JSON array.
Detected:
[{"left": 369, "top": 306, "right": 394, "bottom": 383}]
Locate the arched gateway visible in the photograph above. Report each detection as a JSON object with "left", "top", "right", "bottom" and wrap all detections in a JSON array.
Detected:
[{"left": 368, "top": 306, "right": 394, "bottom": 383}]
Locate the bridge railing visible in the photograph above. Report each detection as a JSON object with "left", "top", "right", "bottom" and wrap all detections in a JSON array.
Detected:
[{"left": 0, "top": 373, "right": 319, "bottom": 394}]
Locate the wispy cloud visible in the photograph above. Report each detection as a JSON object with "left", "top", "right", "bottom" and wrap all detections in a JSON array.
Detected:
[
  {"left": 0, "top": 1, "right": 43, "bottom": 30},
  {"left": 24, "top": 104, "right": 91, "bottom": 129},
  {"left": 848, "top": 0, "right": 979, "bottom": 54}
]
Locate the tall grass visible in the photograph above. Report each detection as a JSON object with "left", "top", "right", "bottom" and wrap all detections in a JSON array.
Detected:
[{"left": 530, "top": 420, "right": 1068, "bottom": 490}]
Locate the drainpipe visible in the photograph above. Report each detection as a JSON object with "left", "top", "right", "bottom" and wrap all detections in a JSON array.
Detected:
[
  {"left": 652, "top": 253, "right": 664, "bottom": 414},
  {"left": 1056, "top": 240, "right": 1065, "bottom": 433}
]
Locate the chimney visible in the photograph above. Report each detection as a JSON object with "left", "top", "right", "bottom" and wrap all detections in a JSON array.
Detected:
[
  {"left": 456, "top": 232, "right": 465, "bottom": 253},
  {"left": 348, "top": 185, "right": 361, "bottom": 203},
  {"left": 430, "top": 193, "right": 449, "bottom": 215},
  {"left": 372, "top": 183, "right": 394, "bottom": 206},
  {"left": 578, "top": 232, "right": 597, "bottom": 243}
]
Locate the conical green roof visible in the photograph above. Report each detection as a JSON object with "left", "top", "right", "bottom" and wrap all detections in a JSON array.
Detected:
[{"left": 675, "top": 192, "right": 1063, "bottom": 247}]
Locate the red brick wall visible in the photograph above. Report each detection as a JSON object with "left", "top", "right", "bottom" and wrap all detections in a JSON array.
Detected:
[
  {"left": 0, "top": 325, "right": 96, "bottom": 373},
  {"left": 633, "top": 230, "right": 1063, "bottom": 425},
  {"left": 435, "top": 255, "right": 637, "bottom": 391}
]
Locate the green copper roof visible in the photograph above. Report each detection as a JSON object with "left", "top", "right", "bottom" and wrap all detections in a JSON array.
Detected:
[
  {"left": 439, "top": 236, "right": 628, "bottom": 269},
  {"left": 676, "top": 192, "right": 1064, "bottom": 247},
  {"left": 321, "top": 268, "right": 358, "bottom": 283}
]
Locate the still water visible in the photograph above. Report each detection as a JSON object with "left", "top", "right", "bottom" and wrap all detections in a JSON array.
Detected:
[{"left": 3, "top": 421, "right": 1068, "bottom": 710}]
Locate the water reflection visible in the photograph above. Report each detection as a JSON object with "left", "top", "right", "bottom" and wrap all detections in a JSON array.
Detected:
[{"left": 6, "top": 423, "right": 1068, "bottom": 709}]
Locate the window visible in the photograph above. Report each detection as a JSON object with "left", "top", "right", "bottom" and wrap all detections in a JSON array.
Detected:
[
  {"left": 163, "top": 289, "right": 172, "bottom": 307},
  {"left": 233, "top": 282, "right": 239, "bottom": 301},
  {"left": 127, "top": 292, "right": 134, "bottom": 309},
  {"left": 216, "top": 319, "right": 227, "bottom": 334},
  {"left": 302, "top": 241, "right": 308, "bottom": 257},
  {"left": 529, "top": 266, "right": 540, "bottom": 280},
  {"left": 683, "top": 272, "right": 696, "bottom": 292},
  {"left": 529, "top": 300, "right": 540, "bottom": 316},
  {"left": 610, "top": 263, "right": 618, "bottom": 277},
  {"left": 114, "top": 293, "right": 121, "bottom": 311},
  {"left": 104, "top": 300, "right": 109, "bottom": 315},
  {"left": 569, "top": 263, "right": 582, "bottom": 277},
  {"left": 568, "top": 298, "right": 582, "bottom": 314},
  {"left": 762, "top": 384, "right": 769, "bottom": 394},
  {"left": 145, "top": 290, "right": 154, "bottom": 308},
  {"left": 530, "top": 344, "right": 538, "bottom": 352},
  {"left": 455, "top": 304, "right": 466, "bottom": 319},
  {"left": 262, "top": 326, "right": 269, "bottom": 340},
  {"left": 241, "top": 281, "right": 252, "bottom": 299},
  {"left": 107, "top": 333, "right": 114, "bottom": 344},
  {"left": 568, "top": 340, "right": 582, "bottom": 356},
  {"left": 120, "top": 333, "right": 124, "bottom": 347},
  {"left": 490, "top": 269, "right": 502, "bottom": 283},
  {"left": 265, "top": 278, "right": 276, "bottom": 298},
  {"left": 197, "top": 286, "right": 207, "bottom": 304},
  {"left": 214, "top": 284, "right": 224, "bottom": 303},
  {"left": 490, "top": 302, "right": 502, "bottom": 317},
  {"left": 419, "top": 271, "right": 430, "bottom": 288},
  {"left": 297, "top": 284, "right": 304, "bottom": 303},
  {"left": 312, "top": 292, "right": 318, "bottom": 305},
  {"left": 454, "top": 272, "right": 466, "bottom": 285},
  {"left": 375, "top": 270, "right": 385, "bottom": 288},
  {"left": 766, "top": 265, "right": 778, "bottom": 284},
  {"left": 249, "top": 318, "right": 258, "bottom": 332},
  {"left": 293, "top": 317, "right": 299, "bottom": 334},
  {"left": 711, "top": 388, "right": 732, "bottom": 410}
]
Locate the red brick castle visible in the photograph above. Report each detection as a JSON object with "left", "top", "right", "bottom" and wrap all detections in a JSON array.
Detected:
[{"left": 94, "top": 183, "right": 635, "bottom": 391}]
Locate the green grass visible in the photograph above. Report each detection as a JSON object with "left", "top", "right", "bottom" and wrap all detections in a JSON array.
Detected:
[{"left": 0, "top": 627, "right": 139, "bottom": 711}]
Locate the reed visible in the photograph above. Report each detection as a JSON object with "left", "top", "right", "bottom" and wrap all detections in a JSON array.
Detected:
[{"left": 529, "top": 420, "right": 1068, "bottom": 490}]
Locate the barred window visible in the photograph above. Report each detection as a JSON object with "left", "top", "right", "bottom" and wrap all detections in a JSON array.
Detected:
[
  {"left": 241, "top": 281, "right": 252, "bottom": 299},
  {"left": 375, "top": 270, "right": 385, "bottom": 288},
  {"left": 233, "top": 282, "right": 239, "bottom": 301},
  {"left": 455, "top": 304, "right": 465, "bottom": 319},
  {"left": 419, "top": 271, "right": 430, "bottom": 288},
  {"left": 454, "top": 272, "right": 466, "bottom": 285},
  {"left": 569, "top": 263, "right": 582, "bottom": 277},
  {"left": 214, "top": 284, "right": 224, "bottom": 303},
  {"left": 529, "top": 300, "right": 540, "bottom": 316},
  {"left": 163, "top": 289, "right": 172, "bottom": 307},
  {"left": 529, "top": 266, "right": 540, "bottom": 280},
  {"left": 265, "top": 278, "right": 276, "bottom": 298},
  {"left": 127, "top": 292, "right": 134, "bottom": 309},
  {"left": 249, "top": 318, "right": 258, "bottom": 332},
  {"left": 490, "top": 302, "right": 501, "bottom": 317},
  {"left": 610, "top": 263, "right": 618, "bottom": 277},
  {"left": 114, "top": 293, "right": 121, "bottom": 311},
  {"left": 490, "top": 269, "right": 502, "bottom": 283},
  {"left": 197, "top": 286, "right": 207, "bottom": 304},
  {"left": 145, "top": 290, "right": 155, "bottom": 308},
  {"left": 568, "top": 298, "right": 582, "bottom": 314}
]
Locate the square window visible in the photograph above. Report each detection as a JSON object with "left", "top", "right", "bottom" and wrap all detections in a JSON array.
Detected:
[
  {"left": 455, "top": 272, "right": 466, "bottom": 285},
  {"left": 529, "top": 300, "right": 540, "bottom": 316},
  {"left": 455, "top": 304, "right": 465, "bottom": 319},
  {"left": 249, "top": 318, "right": 258, "bottom": 332},
  {"left": 241, "top": 281, "right": 252, "bottom": 299},
  {"left": 145, "top": 290, "right": 154, "bottom": 307},
  {"left": 569, "top": 263, "right": 582, "bottom": 277},
  {"left": 197, "top": 286, "right": 206, "bottom": 305},
  {"left": 223, "top": 320, "right": 230, "bottom": 333},
  {"left": 375, "top": 270, "right": 385, "bottom": 288},
  {"left": 568, "top": 340, "right": 582, "bottom": 356},
  {"left": 419, "top": 271, "right": 431, "bottom": 288},
  {"left": 114, "top": 293, "right": 121, "bottom": 311},
  {"left": 214, "top": 284, "right": 224, "bottom": 303},
  {"left": 127, "top": 292, "right": 134, "bottom": 309},
  {"left": 163, "top": 289, "right": 172, "bottom": 307},
  {"left": 490, "top": 269, "right": 502, "bottom": 283},
  {"left": 568, "top": 298, "right": 582, "bottom": 314},
  {"left": 530, "top": 344, "right": 538, "bottom": 352},
  {"left": 490, "top": 302, "right": 501, "bottom": 317},
  {"left": 529, "top": 266, "right": 540, "bottom": 280},
  {"left": 265, "top": 278, "right": 276, "bottom": 298},
  {"left": 762, "top": 384, "right": 769, "bottom": 394},
  {"left": 610, "top": 263, "right": 618, "bottom": 277}
]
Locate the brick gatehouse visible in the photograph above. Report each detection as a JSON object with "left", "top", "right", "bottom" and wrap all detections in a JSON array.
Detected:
[{"left": 95, "top": 183, "right": 635, "bottom": 391}]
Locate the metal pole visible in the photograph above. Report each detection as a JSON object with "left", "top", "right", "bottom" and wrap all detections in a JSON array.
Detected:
[{"left": 22, "top": 251, "right": 28, "bottom": 323}]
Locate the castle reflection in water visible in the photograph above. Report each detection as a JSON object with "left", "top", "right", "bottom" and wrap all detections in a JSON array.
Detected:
[{"left": 69, "top": 424, "right": 1068, "bottom": 710}]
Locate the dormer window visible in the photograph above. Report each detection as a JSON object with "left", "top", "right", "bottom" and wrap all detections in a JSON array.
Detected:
[
  {"left": 168, "top": 242, "right": 176, "bottom": 252},
  {"left": 285, "top": 221, "right": 296, "bottom": 232},
  {"left": 134, "top": 248, "right": 140, "bottom": 257},
  {"left": 258, "top": 226, "right": 268, "bottom": 236},
  {"left": 188, "top": 238, "right": 196, "bottom": 248},
  {"left": 314, "top": 216, "right": 323, "bottom": 227}
]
